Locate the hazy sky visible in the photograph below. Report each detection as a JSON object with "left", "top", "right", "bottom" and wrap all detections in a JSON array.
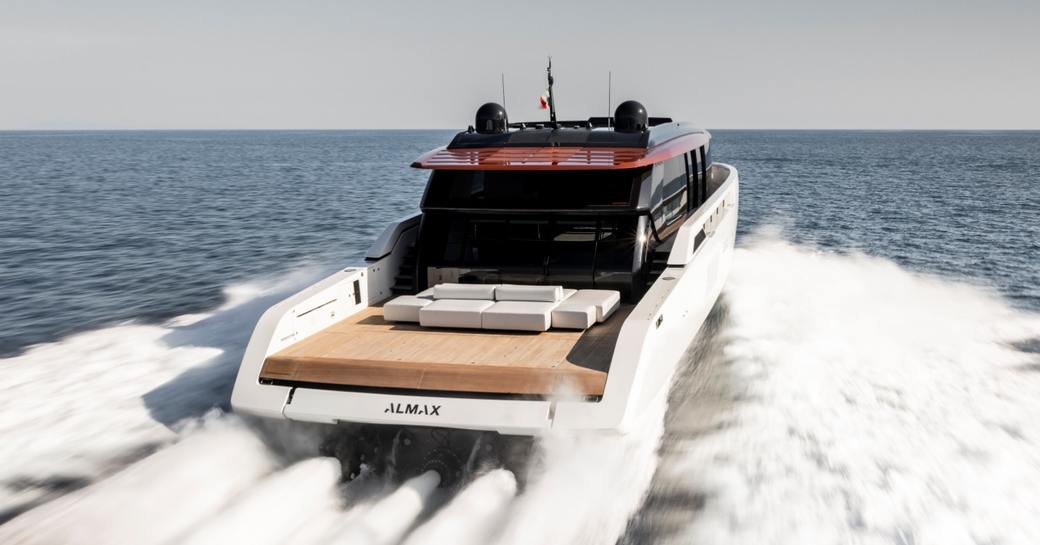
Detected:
[{"left": 2, "top": 0, "right": 1038, "bottom": 129}]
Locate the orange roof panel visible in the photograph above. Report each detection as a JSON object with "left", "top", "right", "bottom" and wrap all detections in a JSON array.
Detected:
[{"left": 411, "top": 133, "right": 709, "bottom": 171}]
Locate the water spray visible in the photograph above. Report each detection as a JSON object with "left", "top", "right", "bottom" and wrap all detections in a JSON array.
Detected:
[{"left": 331, "top": 470, "right": 441, "bottom": 545}]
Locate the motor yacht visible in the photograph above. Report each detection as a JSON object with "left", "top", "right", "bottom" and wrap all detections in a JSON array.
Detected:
[{"left": 231, "top": 90, "right": 739, "bottom": 478}]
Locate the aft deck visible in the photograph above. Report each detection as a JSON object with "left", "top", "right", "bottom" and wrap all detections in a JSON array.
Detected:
[{"left": 259, "top": 304, "right": 632, "bottom": 396}]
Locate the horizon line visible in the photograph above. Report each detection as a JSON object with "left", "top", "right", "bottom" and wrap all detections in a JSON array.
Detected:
[{"left": 2, "top": 127, "right": 1039, "bottom": 132}]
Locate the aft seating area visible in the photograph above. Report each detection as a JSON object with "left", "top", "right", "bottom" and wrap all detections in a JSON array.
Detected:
[
  {"left": 260, "top": 302, "right": 632, "bottom": 396},
  {"left": 383, "top": 283, "right": 620, "bottom": 332},
  {"left": 258, "top": 283, "right": 627, "bottom": 396}
]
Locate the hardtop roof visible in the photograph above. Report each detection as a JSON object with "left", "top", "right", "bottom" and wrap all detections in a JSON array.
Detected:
[{"left": 413, "top": 122, "right": 710, "bottom": 171}]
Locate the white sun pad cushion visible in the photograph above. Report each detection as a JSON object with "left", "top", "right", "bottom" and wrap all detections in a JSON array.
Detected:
[
  {"left": 494, "top": 284, "right": 564, "bottom": 303},
  {"left": 382, "top": 295, "right": 433, "bottom": 322},
  {"left": 551, "top": 304, "right": 596, "bottom": 329},
  {"left": 432, "top": 283, "right": 497, "bottom": 301},
  {"left": 481, "top": 301, "right": 557, "bottom": 332},
  {"left": 419, "top": 299, "right": 494, "bottom": 329},
  {"left": 551, "top": 289, "right": 621, "bottom": 329},
  {"left": 571, "top": 289, "right": 621, "bottom": 322}
]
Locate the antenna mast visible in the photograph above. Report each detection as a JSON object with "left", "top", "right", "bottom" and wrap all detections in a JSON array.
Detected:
[
  {"left": 501, "top": 73, "right": 506, "bottom": 110},
  {"left": 546, "top": 56, "right": 557, "bottom": 125},
  {"left": 608, "top": 70, "right": 612, "bottom": 127}
]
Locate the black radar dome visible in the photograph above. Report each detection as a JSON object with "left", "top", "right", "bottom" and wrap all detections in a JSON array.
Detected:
[
  {"left": 614, "top": 100, "right": 648, "bottom": 133},
  {"left": 475, "top": 102, "right": 509, "bottom": 134}
]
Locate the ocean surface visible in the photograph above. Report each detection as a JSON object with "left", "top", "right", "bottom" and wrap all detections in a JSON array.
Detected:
[
  {"left": 2, "top": 130, "right": 1037, "bottom": 356},
  {"left": 1, "top": 130, "right": 1038, "bottom": 544}
]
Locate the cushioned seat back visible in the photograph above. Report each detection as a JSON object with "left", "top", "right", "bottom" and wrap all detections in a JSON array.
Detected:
[
  {"left": 432, "top": 283, "right": 497, "bottom": 300},
  {"left": 495, "top": 284, "right": 563, "bottom": 303}
]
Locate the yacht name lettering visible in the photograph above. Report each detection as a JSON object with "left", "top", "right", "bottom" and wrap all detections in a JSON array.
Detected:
[{"left": 384, "top": 403, "right": 441, "bottom": 416}]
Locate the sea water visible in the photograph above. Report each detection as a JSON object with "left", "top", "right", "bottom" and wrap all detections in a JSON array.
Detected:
[{"left": 1, "top": 130, "right": 1038, "bottom": 544}]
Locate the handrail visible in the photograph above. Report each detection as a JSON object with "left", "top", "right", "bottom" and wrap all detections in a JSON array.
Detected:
[{"left": 643, "top": 211, "right": 663, "bottom": 244}]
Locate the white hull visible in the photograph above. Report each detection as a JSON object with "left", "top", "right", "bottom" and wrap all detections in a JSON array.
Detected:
[{"left": 231, "top": 165, "right": 739, "bottom": 435}]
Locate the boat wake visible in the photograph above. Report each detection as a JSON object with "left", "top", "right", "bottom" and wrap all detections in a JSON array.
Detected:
[
  {"left": 3, "top": 234, "right": 1039, "bottom": 544},
  {"left": 636, "top": 233, "right": 1040, "bottom": 545},
  {"left": 0, "top": 268, "right": 324, "bottom": 522},
  {"left": 0, "top": 261, "right": 665, "bottom": 545}
]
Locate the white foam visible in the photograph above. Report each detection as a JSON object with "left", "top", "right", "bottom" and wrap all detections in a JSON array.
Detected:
[
  {"left": 181, "top": 457, "right": 342, "bottom": 545},
  {"left": 0, "top": 420, "right": 276, "bottom": 545},
  {"left": 14, "top": 236, "right": 1036, "bottom": 545},
  {"left": 330, "top": 470, "right": 441, "bottom": 545},
  {"left": 290, "top": 467, "right": 400, "bottom": 545},
  {"left": 0, "top": 271, "right": 321, "bottom": 516},
  {"left": 662, "top": 236, "right": 1040, "bottom": 545},
  {"left": 403, "top": 469, "right": 517, "bottom": 545},
  {"left": 494, "top": 391, "right": 668, "bottom": 545},
  {"left": 0, "top": 324, "right": 218, "bottom": 513}
]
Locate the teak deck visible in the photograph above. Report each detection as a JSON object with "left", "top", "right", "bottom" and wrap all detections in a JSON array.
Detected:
[{"left": 260, "top": 305, "right": 631, "bottom": 396}]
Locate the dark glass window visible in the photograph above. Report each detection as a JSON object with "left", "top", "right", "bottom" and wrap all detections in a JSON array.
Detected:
[
  {"left": 420, "top": 213, "right": 639, "bottom": 284},
  {"left": 418, "top": 213, "right": 636, "bottom": 297},
  {"left": 594, "top": 217, "right": 638, "bottom": 271},
  {"left": 423, "top": 169, "right": 647, "bottom": 210},
  {"left": 660, "top": 156, "right": 686, "bottom": 199},
  {"left": 684, "top": 152, "right": 693, "bottom": 212},
  {"left": 652, "top": 156, "right": 688, "bottom": 226},
  {"left": 463, "top": 217, "right": 550, "bottom": 269},
  {"left": 697, "top": 146, "right": 709, "bottom": 205},
  {"left": 549, "top": 219, "right": 597, "bottom": 270},
  {"left": 691, "top": 148, "right": 703, "bottom": 205},
  {"left": 652, "top": 192, "right": 688, "bottom": 226}
]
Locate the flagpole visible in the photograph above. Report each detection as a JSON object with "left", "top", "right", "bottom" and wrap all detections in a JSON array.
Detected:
[{"left": 546, "top": 56, "right": 557, "bottom": 125}]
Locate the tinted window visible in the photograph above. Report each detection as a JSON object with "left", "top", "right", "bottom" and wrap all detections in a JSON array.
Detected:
[
  {"left": 465, "top": 217, "right": 549, "bottom": 269},
  {"left": 652, "top": 156, "right": 688, "bottom": 225},
  {"left": 549, "top": 219, "right": 597, "bottom": 270},
  {"left": 652, "top": 191, "right": 688, "bottom": 226},
  {"left": 595, "top": 217, "right": 638, "bottom": 271},
  {"left": 421, "top": 213, "right": 638, "bottom": 273},
  {"left": 424, "top": 169, "right": 647, "bottom": 210},
  {"left": 696, "top": 146, "right": 709, "bottom": 205},
  {"left": 420, "top": 212, "right": 640, "bottom": 297},
  {"left": 661, "top": 156, "right": 686, "bottom": 199}
]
